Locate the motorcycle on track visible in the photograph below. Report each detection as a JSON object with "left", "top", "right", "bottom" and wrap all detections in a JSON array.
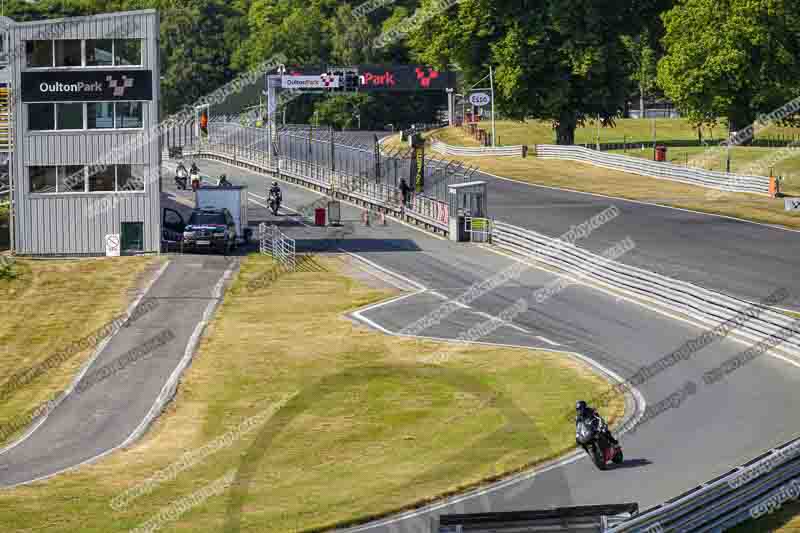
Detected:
[
  {"left": 268, "top": 190, "right": 281, "bottom": 216},
  {"left": 576, "top": 416, "right": 623, "bottom": 470}
]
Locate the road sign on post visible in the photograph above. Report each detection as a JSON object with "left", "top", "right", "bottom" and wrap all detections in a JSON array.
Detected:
[{"left": 469, "top": 92, "right": 491, "bottom": 107}]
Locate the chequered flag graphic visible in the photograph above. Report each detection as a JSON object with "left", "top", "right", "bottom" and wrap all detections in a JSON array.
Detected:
[
  {"left": 106, "top": 75, "right": 134, "bottom": 96},
  {"left": 415, "top": 67, "right": 440, "bottom": 88},
  {"left": 320, "top": 74, "right": 336, "bottom": 87}
]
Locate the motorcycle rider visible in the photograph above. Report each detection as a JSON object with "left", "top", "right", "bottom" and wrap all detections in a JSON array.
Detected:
[
  {"left": 218, "top": 174, "right": 232, "bottom": 187},
  {"left": 175, "top": 162, "right": 189, "bottom": 190},
  {"left": 269, "top": 181, "right": 282, "bottom": 206},
  {"left": 189, "top": 162, "right": 201, "bottom": 191},
  {"left": 575, "top": 400, "right": 618, "bottom": 446}
]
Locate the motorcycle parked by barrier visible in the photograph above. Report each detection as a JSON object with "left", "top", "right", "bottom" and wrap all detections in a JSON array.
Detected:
[{"left": 576, "top": 417, "right": 623, "bottom": 470}]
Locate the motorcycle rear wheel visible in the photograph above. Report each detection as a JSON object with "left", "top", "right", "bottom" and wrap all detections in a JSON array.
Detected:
[
  {"left": 591, "top": 443, "right": 607, "bottom": 470},
  {"left": 612, "top": 448, "right": 624, "bottom": 464}
]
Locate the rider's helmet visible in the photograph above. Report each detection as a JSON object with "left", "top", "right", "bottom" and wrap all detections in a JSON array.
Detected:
[
  {"left": 576, "top": 400, "right": 588, "bottom": 417},
  {"left": 272, "top": 181, "right": 278, "bottom": 187}
]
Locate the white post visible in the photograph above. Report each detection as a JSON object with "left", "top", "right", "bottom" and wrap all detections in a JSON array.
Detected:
[{"left": 489, "top": 65, "right": 496, "bottom": 147}]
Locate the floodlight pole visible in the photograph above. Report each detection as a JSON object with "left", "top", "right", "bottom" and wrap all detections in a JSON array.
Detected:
[{"left": 489, "top": 65, "right": 496, "bottom": 147}]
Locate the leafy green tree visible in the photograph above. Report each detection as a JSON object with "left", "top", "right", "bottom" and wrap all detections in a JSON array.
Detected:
[
  {"left": 155, "top": 0, "right": 244, "bottom": 114},
  {"left": 330, "top": 4, "right": 379, "bottom": 65},
  {"left": 410, "top": 0, "right": 655, "bottom": 144},
  {"left": 622, "top": 31, "right": 658, "bottom": 119},
  {"left": 658, "top": 0, "right": 800, "bottom": 138}
]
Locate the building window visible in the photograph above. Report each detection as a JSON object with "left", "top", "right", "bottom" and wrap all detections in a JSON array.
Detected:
[
  {"left": 59, "top": 166, "right": 86, "bottom": 192},
  {"left": 88, "top": 165, "right": 115, "bottom": 192},
  {"left": 29, "top": 166, "right": 57, "bottom": 193},
  {"left": 54, "top": 40, "right": 82, "bottom": 67},
  {"left": 26, "top": 40, "right": 53, "bottom": 68},
  {"left": 117, "top": 165, "right": 146, "bottom": 191},
  {"left": 25, "top": 38, "right": 143, "bottom": 67},
  {"left": 87, "top": 102, "right": 114, "bottom": 129},
  {"left": 114, "top": 39, "right": 142, "bottom": 66},
  {"left": 115, "top": 102, "right": 143, "bottom": 128},
  {"left": 56, "top": 103, "right": 84, "bottom": 130},
  {"left": 85, "top": 39, "right": 113, "bottom": 66},
  {"left": 28, "top": 103, "right": 55, "bottom": 131},
  {"left": 29, "top": 164, "right": 146, "bottom": 194},
  {"left": 30, "top": 102, "right": 145, "bottom": 132}
]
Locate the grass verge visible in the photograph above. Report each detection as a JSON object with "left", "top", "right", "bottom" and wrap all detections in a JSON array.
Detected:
[
  {"left": 0, "top": 256, "right": 161, "bottom": 446},
  {"left": 0, "top": 253, "right": 624, "bottom": 533},
  {"left": 432, "top": 118, "right": 800, "bottom": 147},
  {"left": 728, "top": 500, "right": 800, "bottom": 532}
]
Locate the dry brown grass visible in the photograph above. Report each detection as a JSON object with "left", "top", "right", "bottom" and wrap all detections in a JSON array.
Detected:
[
  {"left": 0, "top": 253, "right": 624, "bottom": 533},
  {"left": 0, "top": 256, "right": 161, "bottom": 445}
]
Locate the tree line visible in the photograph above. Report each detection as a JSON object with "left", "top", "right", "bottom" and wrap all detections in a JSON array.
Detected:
[{"left": 5, "top": 0, "right": 800, "bottom": 142}]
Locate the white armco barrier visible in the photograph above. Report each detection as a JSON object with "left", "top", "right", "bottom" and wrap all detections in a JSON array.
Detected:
[
  {"left": 535, "top": 144, "right": 770, "bottom": 195},
  {"left": 430, "top": 140, "right": 524, "bottom": 157}
]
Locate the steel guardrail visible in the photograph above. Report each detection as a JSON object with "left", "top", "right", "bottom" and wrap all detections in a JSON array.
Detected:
[
  {"left": 535, "top": 144, "right": 770, "bottom": 195},
  {"left": 179, "top": 141, "right": 451, "bottom": 236},
  {"left": 430, "top": 139, "right": 525, "bottom": 157},
  {"left": 492, "top": 221, "right": 800, "bottom": 355},
  {"left": 491, "top": 220, "right": 800, "bottom": 532},
  {"left": 605, "top": 435, "right": 800, "bottom": 532}
]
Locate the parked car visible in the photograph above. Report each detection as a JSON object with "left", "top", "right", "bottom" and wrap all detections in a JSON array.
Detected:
[{"left": 181, "top": 207, "right": 237, "bottom": 254}]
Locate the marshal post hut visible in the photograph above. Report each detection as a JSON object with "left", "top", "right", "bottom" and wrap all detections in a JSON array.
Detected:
[{"left": 5, "top": 9, "right": 161, "bottom": 255}]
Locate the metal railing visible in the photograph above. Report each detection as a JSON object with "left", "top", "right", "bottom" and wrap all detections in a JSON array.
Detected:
[
  {"left": 607, "top": 434, "right": 800, "bottom": 532},
  {"left": 430, "top": 139, "right": 526, "bottom": 157},
  {"left": 491, "top": 220, "right": 800, "bottom": 531},
  {"left": 535, "top": 144, "right": 770, "bottom": 195},
  {"left": 492, "top": 220, "right": 800, "bottom": 357},
  {"left": 181, "top": 135, "right": 452, "bottom": 236},
  {"left": 259, "top": 222, "right": 296, "bottom": 270}
]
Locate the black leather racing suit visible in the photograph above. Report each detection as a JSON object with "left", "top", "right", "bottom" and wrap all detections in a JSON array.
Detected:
[{"left": 577, "top": 407, "right": 618, "bottom": 446}]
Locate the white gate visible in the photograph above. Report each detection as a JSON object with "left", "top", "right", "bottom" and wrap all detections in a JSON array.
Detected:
[
  {"left": 465, "top": 216, "right": 492, "bottom": 243},
  {"left": 259, "top": 222, "right": 296, "bottom": 269}
]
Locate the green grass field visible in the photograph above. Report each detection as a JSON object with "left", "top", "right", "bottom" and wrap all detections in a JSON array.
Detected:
[
  {"left": 728, "top": 500, "right": 800, "bottom": 532},
  {"left": 0, "top": 254, "right": 625, "bottom": 533},
  {"left": 446, "top": 118, "right": 800, "bottom": 148}
]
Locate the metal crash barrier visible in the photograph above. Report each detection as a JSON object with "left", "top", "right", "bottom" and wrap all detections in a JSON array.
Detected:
[{"left": 436, "top": 504, "right": 639, "bottom": 533}]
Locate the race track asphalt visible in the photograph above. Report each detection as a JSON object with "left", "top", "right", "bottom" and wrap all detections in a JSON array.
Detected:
[
  {"left": 198, "top": 159, "right": 800, "bottom": 530},
  {"left": 268, "top": 131, "right": 800, "bottom": 311},
  {"left": 3, "top": 155, "right": 798, "bottom": 531}
]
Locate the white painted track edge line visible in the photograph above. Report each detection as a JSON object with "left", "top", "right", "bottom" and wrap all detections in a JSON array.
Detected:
[
  {"left": 485, "top": 245, "right": 800, "bottom": 371},
  {"left": 0, "top": 260, "right": 235, "bottom": 489},
  {"left": 338, "top": 249, "right": 427, "bottom": 292},
  {"left": 339, "top": 326, "right": 645, "bottom": 532},
  {"left": 341, "top": 258, "right": 646, "bottom": 532},
  {"left": 0, "top": 259, "right": 171, "bottom": 459}
]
